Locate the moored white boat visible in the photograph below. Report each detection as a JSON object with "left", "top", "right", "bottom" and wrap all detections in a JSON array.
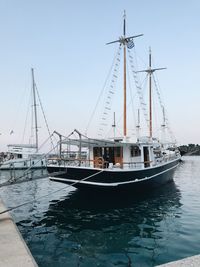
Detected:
[
  {"left": 0, "top": 69, "right": 46, "bottom": 170},
  {"left": 0, "top": 144, "right": 45, "bottom": 170}
]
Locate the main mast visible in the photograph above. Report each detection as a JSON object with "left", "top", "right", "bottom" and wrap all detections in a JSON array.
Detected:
[
  {"left": 31, "top": 68, "right": 39, "bottom": 152},
  {"left": 138, "top": 48, "right": 166, "bottom": 138},
  {"left": 123, "top": 12, "right": 127, "bottom": 136},
  {"left": 106, "top": 11, "right": 143, "bottom": 137},
  {"left": 149, "top": 48, "right": 153, "bottom": 138}
]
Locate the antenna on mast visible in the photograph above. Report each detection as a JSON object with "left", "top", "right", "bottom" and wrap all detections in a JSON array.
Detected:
[
  {"left": 161, "top": 105, "right": 166, "bottom": 144},
  {"left": 136, "top": 109, "right": 140, "bottom": 141},
  {"left": 123, "top": 10, "right": 126, "bottom": 37},
  {"left": 112, "top": 112, "right": 116, "bottom": 139},
  {"left": 161, "top": 105, "right": 166, "bottom": 128}
]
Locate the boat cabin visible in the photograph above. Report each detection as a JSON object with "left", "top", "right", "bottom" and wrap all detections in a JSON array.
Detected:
[
  {"left": 7, "top": 144, "right": 38, "bottom": 159},
  {"left": 59, "top": 137, "right": 162, "bottom": 170}
]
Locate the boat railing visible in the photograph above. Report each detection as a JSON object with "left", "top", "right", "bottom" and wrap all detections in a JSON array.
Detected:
[
  {"left": 48, "top": 158, "right": 155, "bottom": 169},
  {"left": 154, "top": 152, "right": 180, "bottom": 165},
  {"left": 162, "top": 153, "right": 179, "bottom": 162},
  {"left": 48, "top": 158, "right": 93, "bottom": 167},
  {"left": 122, "top": 161, "right": 152, "bottom": 169},
  {"left": 47, "top": 151, "right": 180, "bottom": 169}
]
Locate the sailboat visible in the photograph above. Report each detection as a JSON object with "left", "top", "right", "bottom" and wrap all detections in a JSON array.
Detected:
[
  {"left": 0, "top": 68, "right": 46, "bottom": 170},
  {"left": 47, "top": 13, "right": 181, "bottom": 192}
]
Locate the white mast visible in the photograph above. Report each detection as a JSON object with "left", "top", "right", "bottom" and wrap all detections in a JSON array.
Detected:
[{"left": 31, "top": 68, "right": 39, "bottom": 152}]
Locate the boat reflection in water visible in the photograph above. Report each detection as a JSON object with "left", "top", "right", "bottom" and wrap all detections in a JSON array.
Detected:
[
  {"left": 0, "top": 168, "right": 48, "bottom": 186},
  {"left": 25, "top": 181, "right": 182, "bottom": 267}
]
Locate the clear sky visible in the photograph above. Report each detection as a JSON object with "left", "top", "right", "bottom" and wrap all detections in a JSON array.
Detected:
[{"left": 0, "top": 0, "right": 200, "bottom": 151}]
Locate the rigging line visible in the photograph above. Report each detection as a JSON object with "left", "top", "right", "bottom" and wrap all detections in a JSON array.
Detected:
[
  {"left": 152, "top": 74, "right": 176, "bottom": 142},
  {"left": 38, "top": 132, "right": 56, "bottom": 153},
  {"left": 31, "top": 86, "right": 34, "bottom": 145},
  {"left": 51, "top": 134, "right": 59, "bottom": 151},
  {"left": 85, "top": 45, "right": 122, "bottom": 135},
  {"left": 1, "top": 129, "right": 80, "bottom": 185},
  {"left": 152, "top": 74, "right": 164, "bottom": 108},
  {"left": 98, "top": 46, "right": 122, "bottom": 137},
  {"left": 133, "top": 46, "right": 147, "bottom": 68},
  {"left": 127, "top": 60, "right": 137, "bottom": 131},
  {"left": 152, "top": 92, "right": 159, "bottom": 138},
  {"left": 0, "top": 130, "right": 74, "bottom": 188},
  {"left": 127, "top": 49, "right": 148, "bottom": 124},
  {"left": 9, "top": 85, "right": 28, "bottom": 135},
  {"left": 0, "top": 169, "right": 104, "bottom": 215},
  {"left": 35, "top": 84, "right": 56, "bottom": 153},
  {"left": 0, "top": 133, "right": 56, "bottom": 187},
  {"left": 141, "top": 74, "right": 148, "bottom": 92},
  {"left": 21, "top": 90, "right": 32, "bottom": 144}
]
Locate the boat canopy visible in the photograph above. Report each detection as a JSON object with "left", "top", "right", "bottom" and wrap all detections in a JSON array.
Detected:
[
  {"left": 8, "top": 144, "right": 37, "bottom": 149},
  {"left": 60, "top": 137, "right": 141, "bottom": 148}
]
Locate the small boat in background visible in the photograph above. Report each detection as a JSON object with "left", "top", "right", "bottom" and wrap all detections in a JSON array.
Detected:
[
  {"left": 0, "top": 69, "right": 46, "bottom": 170},
  {"left": 0, "top": 144, "right": 45, "bottom": 170},
  {"left": 47, "top": 12, "right": 181, "bottom": 192}
]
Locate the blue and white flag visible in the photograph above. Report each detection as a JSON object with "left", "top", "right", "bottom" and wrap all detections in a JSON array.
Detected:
[{"left": 127, "top": 39, "right": 134, "bottom": 49}]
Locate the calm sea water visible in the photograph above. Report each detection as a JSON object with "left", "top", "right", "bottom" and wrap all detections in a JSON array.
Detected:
[{"left": 0, "top": 156, "right": 200, "bottom": 267}]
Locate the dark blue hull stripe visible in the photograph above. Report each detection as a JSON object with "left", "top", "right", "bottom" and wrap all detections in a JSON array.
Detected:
[{"left": 50, "top": 162, "right": 179, "bottom": 187}]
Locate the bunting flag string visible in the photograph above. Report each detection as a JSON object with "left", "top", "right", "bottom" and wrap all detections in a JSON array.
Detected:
[
  {"left": 97, "top": 45, "right": 122, "bottom": 137},
  {"left": 127, "top": 49, "right": 149, "bottom": 126}
]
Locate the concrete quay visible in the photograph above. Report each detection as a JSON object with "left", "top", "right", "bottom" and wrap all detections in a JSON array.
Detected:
[
  {"left": 0, "top": 199, "right": 38, "bottom": 267},
  {"left": 156, "top": 255, "right": 200, "bottom": 266}
]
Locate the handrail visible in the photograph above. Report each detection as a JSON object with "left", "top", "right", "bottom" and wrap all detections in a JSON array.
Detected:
[
  {"left": 48, "top": 154, "right": 179, "bottom": 169},
  {"left": 123, "top": 160, "right": 153, "bottom": 165}
]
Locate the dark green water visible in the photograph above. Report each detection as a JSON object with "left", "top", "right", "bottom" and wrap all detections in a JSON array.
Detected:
[{"left": 1, "top": 156, "right": 200, "bottom": 266}]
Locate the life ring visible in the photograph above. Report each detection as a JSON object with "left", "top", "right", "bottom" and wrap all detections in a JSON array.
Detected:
[{"left": 97, "top": 157, "right": 104, "bottom": 168}]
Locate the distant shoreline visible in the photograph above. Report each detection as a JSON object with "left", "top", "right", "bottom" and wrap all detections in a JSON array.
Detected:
[{"left": 179, "top": 144, "right": 200, "bottom": 156}]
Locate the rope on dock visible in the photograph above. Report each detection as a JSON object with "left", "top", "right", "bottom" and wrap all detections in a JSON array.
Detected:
[{"left": 0, "top": 169, "right": 104, "bottom": 215}]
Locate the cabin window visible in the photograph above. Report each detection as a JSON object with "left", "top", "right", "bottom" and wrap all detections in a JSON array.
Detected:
[
  {"left": 32, "top": 161, "right": 34, "bottom": 165},
  {"left": 130, "top": 146, "right": 141, "bottom": 157},
  {"left": 93, "top": 147, "right": 102, "bottom": 157},
  {"left": 115, "top": 147, "right": 121, "bottom": 157},
  {"left": 143, "top": 147, "right": 150, "bottom": 167}
]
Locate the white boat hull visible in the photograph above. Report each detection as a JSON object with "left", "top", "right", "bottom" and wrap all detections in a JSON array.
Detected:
[{"left": 0, "top": 158, "right": 46, "bottom": 170}]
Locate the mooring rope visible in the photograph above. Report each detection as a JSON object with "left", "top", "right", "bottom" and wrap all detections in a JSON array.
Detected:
[
  {"left": 0, "top": 130, "right": 75, "bottom": 188},
  {"left": 0, "top": 134, "right": 55, "bottom": 188},
  {"left": 0, "top": 169, "right": 104, "bottom": 215}
]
